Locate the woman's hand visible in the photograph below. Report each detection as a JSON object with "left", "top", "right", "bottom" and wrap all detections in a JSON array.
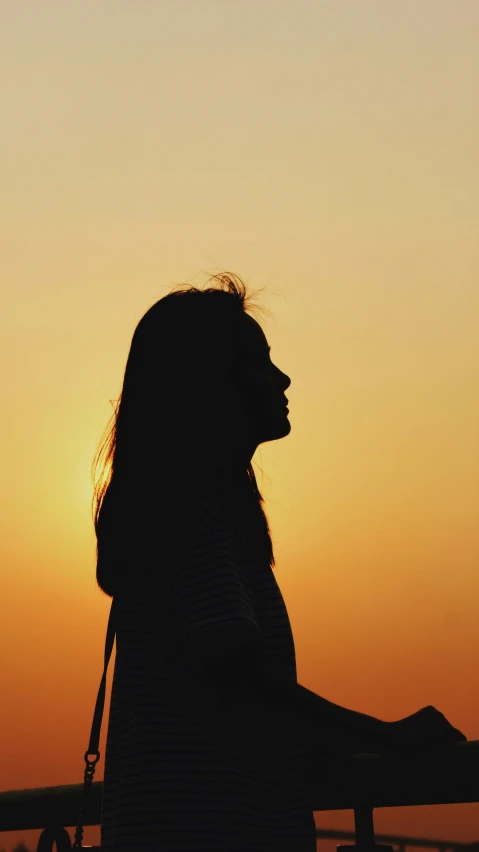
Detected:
[{"left": 383, "top": 706, "right": 467, "bottom": 755}]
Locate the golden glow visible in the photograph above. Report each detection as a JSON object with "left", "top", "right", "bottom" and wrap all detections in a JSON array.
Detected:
[{"left": 1, "top": 1, "right": 478, "bottom": 847}]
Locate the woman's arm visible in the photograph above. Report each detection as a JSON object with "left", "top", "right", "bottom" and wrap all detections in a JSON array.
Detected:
[
  {"left": 201, "top": 637, "right": 388, "bottom": 737},
  {"left": 267, "top": 680, "right": 388, "bottom": 736}
]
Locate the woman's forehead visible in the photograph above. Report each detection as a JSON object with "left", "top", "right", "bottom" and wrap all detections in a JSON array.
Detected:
[{"left": 239, "top": 314, "right": 269, "bottom": 355}]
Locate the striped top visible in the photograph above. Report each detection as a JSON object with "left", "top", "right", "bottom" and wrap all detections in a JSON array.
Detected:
[{"left": 100, "top": 483, "right": 316, "bottom": 851}]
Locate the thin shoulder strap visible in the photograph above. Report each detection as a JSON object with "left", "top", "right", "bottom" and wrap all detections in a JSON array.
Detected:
[{"left": 87, "top": 596, "right": 117, "bottom": 756}]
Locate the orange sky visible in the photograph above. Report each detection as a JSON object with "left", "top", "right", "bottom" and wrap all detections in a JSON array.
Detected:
[{"left": 1, "top": 1, "right": 478, "bottom": 849}]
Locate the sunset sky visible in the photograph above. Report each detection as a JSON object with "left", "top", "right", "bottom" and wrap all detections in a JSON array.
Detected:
[{"left": 1, "top": 1, "right": 478, "bottom": 849}]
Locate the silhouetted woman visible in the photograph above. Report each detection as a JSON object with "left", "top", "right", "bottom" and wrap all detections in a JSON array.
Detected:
[{"left": 94, "top": 273, "right": 466, "bottom": 851}]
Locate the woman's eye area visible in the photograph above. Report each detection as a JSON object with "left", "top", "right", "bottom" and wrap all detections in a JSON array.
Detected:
[{"left": 231, "top": 350, "right": 273, "bottom": 388}]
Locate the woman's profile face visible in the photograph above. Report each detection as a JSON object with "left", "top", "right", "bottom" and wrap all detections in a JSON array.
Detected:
[{"left": 232, "top": 314, "right": 291, "bottom": 455}]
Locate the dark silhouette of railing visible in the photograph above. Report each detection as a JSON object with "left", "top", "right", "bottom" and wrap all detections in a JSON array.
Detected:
[{"left": 1, "top": 740, "right": 478, "bottom": 852}]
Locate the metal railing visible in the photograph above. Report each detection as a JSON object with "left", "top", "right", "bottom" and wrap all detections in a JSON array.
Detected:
[{"left": 1, "top": 739, "right": 478, "bottom": 851}]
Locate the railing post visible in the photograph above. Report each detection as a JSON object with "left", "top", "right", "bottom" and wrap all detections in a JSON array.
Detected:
[{"left": 337, "top": 804, "right": 395, "bottom": 852}]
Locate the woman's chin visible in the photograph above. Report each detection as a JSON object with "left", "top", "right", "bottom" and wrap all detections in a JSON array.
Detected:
[{"left": 261, "top": 418, "right": 291, "bottom": 443}]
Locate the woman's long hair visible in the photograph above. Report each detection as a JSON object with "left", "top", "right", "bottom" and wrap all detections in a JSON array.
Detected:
[{"left": 91, "top": 272, "right": 276, "bottom": 598}]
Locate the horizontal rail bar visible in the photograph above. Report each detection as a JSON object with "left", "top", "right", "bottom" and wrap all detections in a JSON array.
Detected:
[
  {"left": 0, "top": 740, "right": 477, "bottom": 833},
  {"left": 307, "top": 739, "right": 479, "bottom": 811},
  {"left": 315, "top": 829, "right": 479, "bottom": 850}
]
